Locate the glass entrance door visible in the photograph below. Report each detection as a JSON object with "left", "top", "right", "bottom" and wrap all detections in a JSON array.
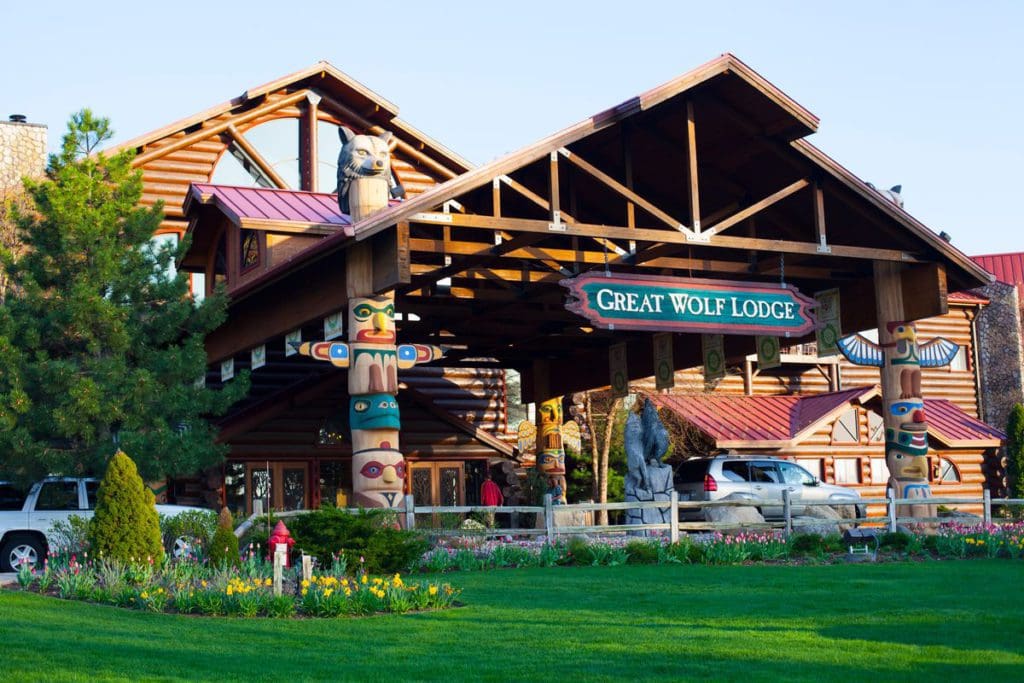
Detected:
[
  {"left": 246, "top": 462, "right": 309, "bottom": 513},
  {"left": 409, "top": 462, "right": 465, "bottom": 506}
]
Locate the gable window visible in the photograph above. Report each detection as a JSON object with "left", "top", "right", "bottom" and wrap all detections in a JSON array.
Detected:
[
  {"left": 241, "top": 229, "right": 260, "bottom": 271},
  {"left": 831, "top": 409, "right": 859, "bottom": 444},
  {"left": 949, "top": 345, "right": 968, "bottom": 371},
  {"left": 938, "top": 458, "right": 961, "bottom": 483},
  {"left": 867, "top": 411, "right": 884, "bottom": 443}
]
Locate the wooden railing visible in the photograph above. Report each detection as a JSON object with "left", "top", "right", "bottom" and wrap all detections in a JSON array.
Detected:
[{"left": 236, "top": 490, "right": 1024, "bottom": 544}]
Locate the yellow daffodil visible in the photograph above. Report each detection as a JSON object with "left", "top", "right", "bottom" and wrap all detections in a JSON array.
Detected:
[
  {"left": 361, "top": 575, "right": 368, "bottom": 584},
  {"left": 301, "top": 579, "right": 310, "bottom": 588},
  {"left": 428, "top": 585, "right": 438, "bottom": 596},
  {"left": 140, "top": 591, "right": 149, "bottom": 600},
  {"left": 324, "top": 588, "right": 333, "bottom": 597},
  {"left": 301, "top": 588, "right": 308, "bottom": 596}
]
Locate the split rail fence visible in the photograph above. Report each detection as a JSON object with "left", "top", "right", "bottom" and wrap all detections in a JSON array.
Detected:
[{"left": 236, "top": 490, "right": 1024, "bottom": 544}]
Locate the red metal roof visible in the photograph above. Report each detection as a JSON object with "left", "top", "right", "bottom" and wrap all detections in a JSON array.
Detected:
[
  {"left": 973, "top": 252, "right": 1024, "bottom": 287},
  {"left": 647, "top": 387, "right": 876, "bottom": 447},
  {"left": 947, "top": 290, "right": 989, "bottom": 304},
  {"left": 923, "top": 398, "right": 1005, "bottom": 446},
  {"left": 648, "top": 388, "right": 1003, "bottom": 448},
  {"left": 187, "top": 184, "right": 355, "bottom": 233}
]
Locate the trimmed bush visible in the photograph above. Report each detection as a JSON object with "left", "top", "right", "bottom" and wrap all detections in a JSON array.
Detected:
[
  {"left": 287, "top": 507, "right": 428, "bottom": 574},
  {"left": 624, "top": 540, "right": 660, "bottom": 564},
  {"left": 87, "top": 451, "right": 163, "bottom": 564},
  {"left": 208, "top": 507, "right": 240, "bottom": 568}
]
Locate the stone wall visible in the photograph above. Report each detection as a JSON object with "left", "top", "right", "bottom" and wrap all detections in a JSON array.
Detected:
[
  {"left": 974, "top": 281, "right": 1024, "bottom": 431},
  {"left": 0, "top": 120, "right": 47, "bottom": 191}
]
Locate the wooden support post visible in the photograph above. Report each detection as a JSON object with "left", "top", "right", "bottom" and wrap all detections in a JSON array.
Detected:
[
  {"left": 813, "top": 181, "right": 829, "bottom": 253},
  {"left": 685, "top": 100, "right": 701, "bottom": 233},
  {"left": 492, "top": 177, "right": 502, "bottom": 219},
  {"left": 405, "top": 493, "right": 416, "bottom": 530},
  {"left": 783, "top": 489, "right": 792, "bottom": 537},
  {"left": 549, "top": 152, "right": 562, "bottom": 229},
  {"left": 887, "top": 487, "right": 897, "bottom": 533},
  {"left": 669, "top": 489, "right": 680, "bottom": 544},
  {"left": 273, "top": 545, "right": 285, "bottom": 597},
  {"left": 544, "top": 493, "right": 554, "bottom": 542},
  {"left": 983, "top": 489, "right": 992, "bottom": 526},
  {"left": 299, "top": 93, "right": 321, "bottom": 191}
]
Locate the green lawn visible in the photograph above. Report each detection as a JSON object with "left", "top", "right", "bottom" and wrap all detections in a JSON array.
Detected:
[{"left": 2, "top": 561, "right": 1022, "bottom": 682}]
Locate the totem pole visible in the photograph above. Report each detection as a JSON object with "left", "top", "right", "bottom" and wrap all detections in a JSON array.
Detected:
[
  {"left": 295, "top": 128, "right": 441, "bottom": 509},
  {"left": 838, "top": 321, "right": 958, "bottom": 521},
  {"left": 537, "top": 398, "right": 569, "bottom": 504}
]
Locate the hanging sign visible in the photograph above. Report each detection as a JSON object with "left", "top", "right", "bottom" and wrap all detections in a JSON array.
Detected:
[
  {"left": 561, "top": 273, "right": 817, "bottom": 337},
  {"left": 609, "top": 342, "right": 629, "bottom": 398},
  {"left": 652, "top": 332, "right": 675, "bottom": 390},
  {"left": 756, "top": 336, "right": 781, "bottom": 369},
  {"left": 702, "top": 334, "right": 725, "bottom": 380},
  {"left": 814, "top": 288, "right": 842, "bottom": 357},
  {"left": 251, "top": 344, "right": 266, "bottom": 370},
  {"left": 323, "top": 312, "right": 344, "bottom": 341}
]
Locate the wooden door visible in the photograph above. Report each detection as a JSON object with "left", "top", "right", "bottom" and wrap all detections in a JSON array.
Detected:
[
  {"left": 246, "top": 462, "right": 309, "bottom": 513},
  {"left": 410, "top": 462, "right": 465, "bottom": 506}
]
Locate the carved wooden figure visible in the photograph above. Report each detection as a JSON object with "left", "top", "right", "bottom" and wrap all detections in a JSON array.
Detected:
[{"left": 838, "top": 321, "right": 959, "bottom": 521}]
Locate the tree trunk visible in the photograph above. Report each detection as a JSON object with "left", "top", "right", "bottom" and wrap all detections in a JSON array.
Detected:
[
  {"left": 585, "top": 392, "right": 599, "bottom": 502},
  {"left": 598, "top": 397, "right": 622, "bottom": 525}
]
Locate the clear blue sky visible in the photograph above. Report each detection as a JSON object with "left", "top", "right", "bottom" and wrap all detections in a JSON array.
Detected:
[{"left": 4, "top": 0, "right": 1021, "bottom": 256}]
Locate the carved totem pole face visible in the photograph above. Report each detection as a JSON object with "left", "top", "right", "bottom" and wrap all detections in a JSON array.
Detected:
[
  {"left": 352, "top": 448, "right": 406, "bottom": 508},
  {"left": 349, "top": 296, "right": 397, "bottom": 344}
]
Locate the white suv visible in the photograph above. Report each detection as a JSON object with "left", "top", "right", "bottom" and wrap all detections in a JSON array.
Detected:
[{"left": 675, "top": 455, "right": 865, "bottom": 520}]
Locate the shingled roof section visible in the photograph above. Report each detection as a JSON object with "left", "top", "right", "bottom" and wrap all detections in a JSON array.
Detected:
[
  {"left": 647, "top": 388, "right": 1003, "bottom": 449},
  {"left": 186, "top": 184, "right": 355, "bottom": 232}
]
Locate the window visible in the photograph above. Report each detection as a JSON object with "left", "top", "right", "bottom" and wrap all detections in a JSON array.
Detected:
[
  {"left": 224, "top": 462, "right": 246, "bottom": 516},
  {"left": 833, "top": 458, "right": 861, "bottom": 484},
  {"left": 798, "top": 459, "right": 822, "bottom": 480},
  {"left": 939, "top": 459, "right": 961, "bottom": 483},
  {"left": 35, "top": 481, "right": 79, "bottom": 511},
  {"left": 318, "top": 461, "right": 352, "bottom": 507},
  {"left": 831, "top": 409, "right": 860, "bottom": 444},
  {"left": 0, "top": 484, "right": 27, "bottom": 511},
  {"left": 85, "top": 480, "right": 100, "bottom": 509},
  {"left": 867, "top": 411, "right": 884, "bottom": 444},
  {"left": 748, "top": 462, "right": 780, "bottom": 484},
  {"left": 949, "top": 345, "right": 968, "bottom": 371},
  {"left": 148, "top": 233, "right": 179, "bottom": 281},
  {"left": 870, "top": 457, "right": 889, "bottom": 484},
  {"left": 721, "top": 461, "right": 750, "bottom": 482},
  {"left": 240, "top": 229, "right": 260, "bottom": 271},
  {"left": 779, "top": 462, "right": 815, "bottom": 485}
]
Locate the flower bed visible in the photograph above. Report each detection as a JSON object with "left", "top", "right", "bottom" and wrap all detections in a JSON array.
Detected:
[
  {"left": 415, "top": 521, "right": 1024, "bottom": 572},
  {"left": 9, "top": 545, "right": 461, "bottom": 618}
]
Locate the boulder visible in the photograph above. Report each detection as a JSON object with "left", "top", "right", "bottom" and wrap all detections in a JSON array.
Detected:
[
  {"left": 794, "top": 504, "right": 851, "bottom": 535},
  {"left": 704, "top": 502, "right": 765, "bottom": 532}
]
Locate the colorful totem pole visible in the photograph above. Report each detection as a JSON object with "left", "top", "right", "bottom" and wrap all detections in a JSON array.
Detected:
[
  {"left": 838, "top": 321, "right": 958, "bottom": 521},
  {"left": 516, "top": 398, "right": 580, "bottom": 505},
  {"left": 295, "top": 128, "right": 441, "bottom": 509}
]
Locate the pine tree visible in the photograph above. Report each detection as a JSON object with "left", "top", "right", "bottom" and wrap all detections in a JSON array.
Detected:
[
  {"left": 1006, "top": 403, "right": 1024, "bottom": 499},
  {"left": 0, "top": 110, "right": 248, "bottom": 483},
  {"left": 208, "top": 507, "right": 240, "bottom": 568},
  {"left": 88, "top": 450, "right": 164, "bottom": 564}
]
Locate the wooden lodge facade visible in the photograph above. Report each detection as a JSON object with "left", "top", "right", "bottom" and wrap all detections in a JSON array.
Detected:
[{"left": 113, "top": 55, "right": 1003, "bottom": 514}]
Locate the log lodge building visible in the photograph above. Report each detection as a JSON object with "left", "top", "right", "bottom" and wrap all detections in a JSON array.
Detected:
[{"left": 95, "top": 56, "right": 1006, "bottom": 515}]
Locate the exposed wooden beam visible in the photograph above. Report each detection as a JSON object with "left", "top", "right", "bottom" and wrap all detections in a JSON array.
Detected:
[
  {"left": 686, "top": 100, "right": 701, "bottom": 232},
  {"left": 702, "top": 178, "right": 810, "bottom": 238},
  {"left": 299, "top": 93, "right": 320, "bottom": 191},
  {"left": 409, "top": 211, "right": 921, "bottom": 262},
  {"left": 557, "top": 147, "right": 693, "bottom": 235},
  {"left": 549, "top": 151, "right": 562, "bottom": 226},
  {"left": 238, "top": 217, "right": 342, "bottom": 235},
  {"left": 316, "top": 92, "right": 460, "bottom": 180},
  {"left": 814, "top": 181, "right": 829, "bottom": 253},
  {"left": 134, "top": 90, "right": 312, "bottom": 166},
  {"left": 225, "top": 125, "right": 290, "bottom": 190}
]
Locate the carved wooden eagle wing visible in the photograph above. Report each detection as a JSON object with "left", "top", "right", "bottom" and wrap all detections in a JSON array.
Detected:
[
  {"left": 918, "top": 337, "right": 960, "bottom": 367},
  {"left": 516, "top": 420, "right": 537, "bottom": 455},
  {"left": 560, "top": 421, "right": 582, "bottom": 455},
  {"left": 837, "top": 334, "right": 884, "bottom": 367}
]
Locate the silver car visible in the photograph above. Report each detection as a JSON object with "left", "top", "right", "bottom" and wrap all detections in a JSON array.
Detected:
[{"left": 675, "top": 455, "right": 865, "bottom": 520}]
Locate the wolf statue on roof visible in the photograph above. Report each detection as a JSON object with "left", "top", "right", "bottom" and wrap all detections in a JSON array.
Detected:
[{"left": 336, "top": 126, "right": 405, "bottom": 215}]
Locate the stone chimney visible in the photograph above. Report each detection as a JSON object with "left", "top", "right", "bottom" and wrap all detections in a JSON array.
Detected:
[{"left": 0, "top": 115, "right": 47, "bottom": 192}]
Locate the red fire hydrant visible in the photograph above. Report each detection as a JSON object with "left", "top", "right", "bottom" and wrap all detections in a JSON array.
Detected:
[{"left": 266, "top": 520, "right": 295, "bottom": 567}]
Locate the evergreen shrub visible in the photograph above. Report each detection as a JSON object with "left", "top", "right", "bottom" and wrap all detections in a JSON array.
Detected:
[
  {"left": 208, "top": 507, "right": 239, "bottom": 568},
  {"left": 87, "top": 451, "right": 163, "bottom": 564},
  {"left": 287, "top": 507, "right": 428, "bottom": 574}
]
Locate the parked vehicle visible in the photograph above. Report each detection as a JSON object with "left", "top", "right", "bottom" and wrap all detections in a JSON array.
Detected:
[
  {"left": 0, "top": 477, "right": 207, "bottom": 571},
  {"left": 674, "top": 455, "right": 865, "bottom": 521}
]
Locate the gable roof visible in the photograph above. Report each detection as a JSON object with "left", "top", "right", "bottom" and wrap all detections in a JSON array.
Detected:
[
  {"left": 647, "top": 386, "right": 878, "bottom": 448},
  {"left": 202, "top": 52, "right": 992, "bottom": 297},
  {"left": 648, "top": 387, "right": 1004, "bottom": 449},
  {"left": 186, "top": 183, "right": 354, "bottom": 234},
  {"left": 973, "top": 252, "right": 1024, "bottom": 286},
  {"left": 110, "top": 61, "right": 472, "bottom": 173}
]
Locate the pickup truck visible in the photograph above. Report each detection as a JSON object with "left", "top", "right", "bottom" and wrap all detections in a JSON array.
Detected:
[{"left": 0, "top": 477, "right": 208, "bottom": 571}]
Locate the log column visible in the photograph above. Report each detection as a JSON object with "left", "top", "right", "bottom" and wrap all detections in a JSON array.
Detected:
[{"left": 874, "top": 261, "right": 936, "bottom": 522}]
